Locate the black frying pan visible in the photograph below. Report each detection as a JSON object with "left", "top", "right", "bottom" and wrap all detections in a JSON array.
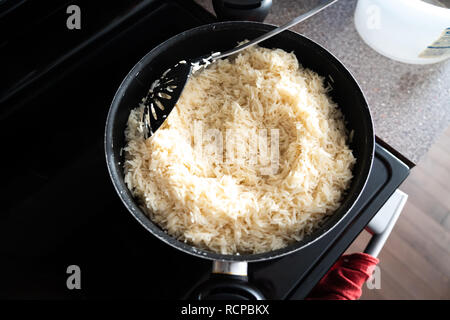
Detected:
[{"left": 105, "top": 21, "right": 374, "bottom": 299}]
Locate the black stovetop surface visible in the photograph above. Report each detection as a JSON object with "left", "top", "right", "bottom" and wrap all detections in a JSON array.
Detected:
[{"left": 0, "top": 0, "right": 410, "bottom": 299}]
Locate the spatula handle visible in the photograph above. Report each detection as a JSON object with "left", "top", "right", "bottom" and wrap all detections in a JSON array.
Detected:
[{"left": 212, "top": 0, "right": 337, "bottom": 61}]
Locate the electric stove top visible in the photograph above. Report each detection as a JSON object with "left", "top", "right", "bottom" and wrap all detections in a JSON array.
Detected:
[{"left": 0, "top": 0, "right": 411, "bottom": 299}]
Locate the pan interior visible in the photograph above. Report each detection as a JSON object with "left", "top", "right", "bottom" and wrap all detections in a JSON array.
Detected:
[{"left": 105, "top": 22, "right": 374, "bottom": 262}]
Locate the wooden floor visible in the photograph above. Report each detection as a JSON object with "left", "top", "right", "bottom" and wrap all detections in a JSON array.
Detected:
[{"left": 346, "top": 127, "right": 450, "bottom": 300}]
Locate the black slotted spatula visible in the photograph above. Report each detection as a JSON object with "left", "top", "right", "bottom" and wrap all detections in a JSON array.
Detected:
[{"left": 142, "top": 0, "right": 337, "bottom": 138}]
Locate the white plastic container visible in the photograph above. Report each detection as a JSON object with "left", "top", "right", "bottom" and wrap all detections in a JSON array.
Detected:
[{"left": 354, "top": 0, "right": 450, "bottom": 64}]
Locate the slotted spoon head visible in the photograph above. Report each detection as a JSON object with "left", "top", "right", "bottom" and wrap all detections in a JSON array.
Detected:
[
  {"left": 140, "top": 0, "right": 338, "bottom": 139},
  {"left": 142, "top": 60, "right": 192, "bottom": 138}
]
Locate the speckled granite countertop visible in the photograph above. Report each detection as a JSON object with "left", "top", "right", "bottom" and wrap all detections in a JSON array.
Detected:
[{"left": 195, "top": 0, "right": 450, "bottom": 163}]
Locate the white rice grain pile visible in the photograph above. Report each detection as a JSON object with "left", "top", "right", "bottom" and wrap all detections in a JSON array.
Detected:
[{"left": 123, "top": 45, "right": 355, "bottom": 255}]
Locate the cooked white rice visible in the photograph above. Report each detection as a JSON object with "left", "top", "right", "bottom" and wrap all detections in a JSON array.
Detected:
[{"left": 123, "top": 45, "right": 355, "bottom": 255}]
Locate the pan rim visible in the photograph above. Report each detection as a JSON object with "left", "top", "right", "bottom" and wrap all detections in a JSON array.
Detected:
[{"left": 105, "top": 21, "right": 375, "bottom": 263}]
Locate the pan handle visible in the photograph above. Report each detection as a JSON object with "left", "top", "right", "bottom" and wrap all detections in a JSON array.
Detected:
[
  {"left": 212, "top": 261, "right": 248, "bottom": 276},
  {"left": 185, "top": 261, "right": 266, "bottom": 300}
]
